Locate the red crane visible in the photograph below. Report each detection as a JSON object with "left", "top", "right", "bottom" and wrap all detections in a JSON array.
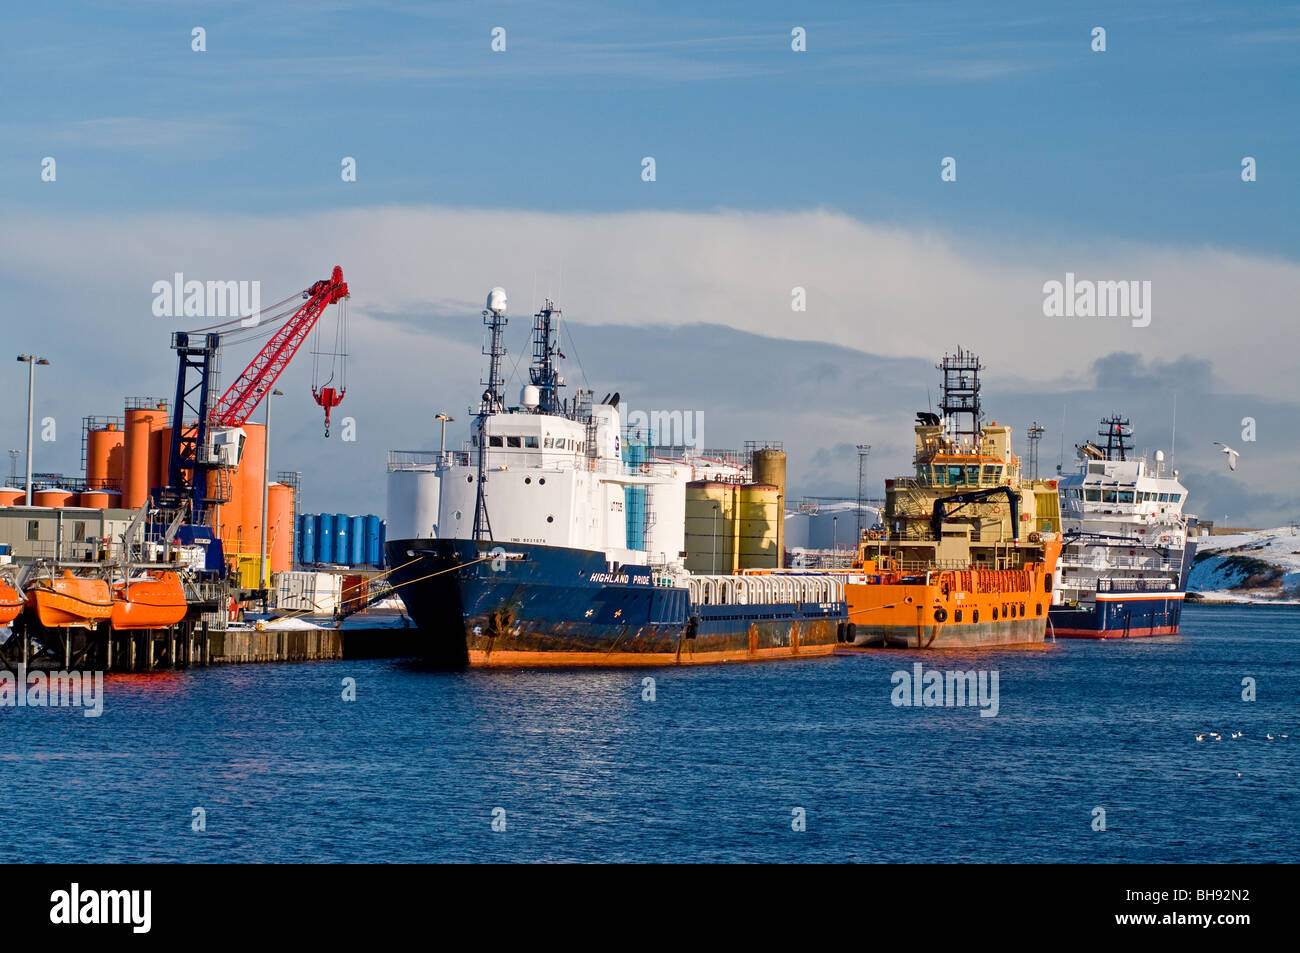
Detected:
[{"left": 210, "top": 265, "right": 350, "bottom": 433}]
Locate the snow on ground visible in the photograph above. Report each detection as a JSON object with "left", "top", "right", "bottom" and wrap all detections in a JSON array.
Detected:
[{"left": 1188, "top": 527, "right": 1300, "bottom": 604}]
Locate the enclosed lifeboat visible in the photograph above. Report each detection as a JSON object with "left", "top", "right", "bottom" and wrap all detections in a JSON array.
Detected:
[
  {"left": 25, "top": 571, "right": 113, "bottom": 628},
  {"left": 111, "top": 570, "right": 187, "bottom": 630},
  {"left": 0, "top": 574, "right": 24, "bottom": 626}
]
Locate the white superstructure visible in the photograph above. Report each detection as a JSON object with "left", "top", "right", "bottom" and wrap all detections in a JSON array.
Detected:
[
  {"left": 1055, "top": 419, "right": 1193, "bottom": 604},
  {"left": 386, "top": 294, "right": 688, "bottom": 569}
]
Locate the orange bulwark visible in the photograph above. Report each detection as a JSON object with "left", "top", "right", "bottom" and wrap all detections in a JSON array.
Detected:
[
  {"left": 111, "top": 570, "right": 187, "bottom": 631},
  {"left": 25, "top": 571, "right": 113, "bottom": 629}
]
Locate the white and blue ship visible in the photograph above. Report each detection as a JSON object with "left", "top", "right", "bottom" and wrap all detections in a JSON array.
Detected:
[
  {"left": 384, "top": 289, "right": 848, "bottom": 666},
  {"left": 1050, "top": 416, "right": 1196, "bottom": 638}
]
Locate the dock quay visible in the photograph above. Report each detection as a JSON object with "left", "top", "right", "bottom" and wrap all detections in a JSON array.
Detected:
[{"left": 0, "top": 611, "right": 418, "bottom": 672}]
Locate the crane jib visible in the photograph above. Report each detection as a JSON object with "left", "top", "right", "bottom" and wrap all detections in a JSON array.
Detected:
[{"left": 209, "top": 266, "right": 348, "bottom": 428}]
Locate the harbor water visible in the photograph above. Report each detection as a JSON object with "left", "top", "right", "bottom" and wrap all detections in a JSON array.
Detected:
[{"left": 1, "top": 603, "right": 1296, "bottom": 863}]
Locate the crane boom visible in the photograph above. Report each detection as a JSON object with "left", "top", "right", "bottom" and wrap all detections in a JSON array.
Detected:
[{"left": 211, "top": 266, "right": 349, "bottom": 426}]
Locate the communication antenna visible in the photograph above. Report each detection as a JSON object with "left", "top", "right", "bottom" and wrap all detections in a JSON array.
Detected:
[{"left": 474, "top": 287, "right": 509, "bottom": 541}]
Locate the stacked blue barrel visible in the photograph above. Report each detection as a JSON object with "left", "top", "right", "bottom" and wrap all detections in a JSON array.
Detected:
[{"left": 294, "top": 513, "right": 387, "bottom": 568}]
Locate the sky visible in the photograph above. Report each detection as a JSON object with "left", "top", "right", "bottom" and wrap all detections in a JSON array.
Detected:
[{"left": 2, "top": 1, "right": 1298, "bottom": 526}]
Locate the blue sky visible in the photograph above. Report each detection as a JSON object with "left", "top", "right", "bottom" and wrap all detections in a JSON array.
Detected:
[
  {"left": 5, "top": 1, "right": 1297, "bottom": 252},
  {"left": 2, "top": 1, "right": 1298, "bottom": 525}
]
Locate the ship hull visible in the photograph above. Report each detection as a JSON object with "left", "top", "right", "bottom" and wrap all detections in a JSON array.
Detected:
[
  {"left": 385, "top": 537, "right": 845, "bottom": 667},
  {"left": 1049, "top": 592, "right": 1185, "bottom": 639},
  {"left": 843, "top": 616, "right": 1047, "bottom": 651}
]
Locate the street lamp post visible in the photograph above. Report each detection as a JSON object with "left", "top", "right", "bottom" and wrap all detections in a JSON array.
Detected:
[
  {"left": 16, "top": 355, "right": 50, "bottom": 505},
  {"left": 260, "top": 388, "right": 284, "bottom": 593},
  {"left": 436, "top": 413, "right": 454, "bottom": 460}
]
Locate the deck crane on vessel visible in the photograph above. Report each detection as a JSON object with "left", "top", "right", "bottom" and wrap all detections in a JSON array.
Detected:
[{"left": 152, "top": 267, "right": 350, "bottom": 569}]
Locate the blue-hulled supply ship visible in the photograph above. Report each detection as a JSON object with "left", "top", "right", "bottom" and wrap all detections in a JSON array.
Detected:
[
  {"left": 1050, "top": 415, "right": 1197, "bottom": 639},
  {"left": 383, "top": 288, "right": 848, "bottom": 667}
]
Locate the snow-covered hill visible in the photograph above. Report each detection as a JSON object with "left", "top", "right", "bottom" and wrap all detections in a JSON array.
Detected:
[{"left": 1188, "top": 528, "right": 1300, "bottom": 603}]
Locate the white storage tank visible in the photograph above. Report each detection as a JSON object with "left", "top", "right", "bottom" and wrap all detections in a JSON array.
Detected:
[{"left": 386, "top": 467, "right": 441, "bottom": 539}]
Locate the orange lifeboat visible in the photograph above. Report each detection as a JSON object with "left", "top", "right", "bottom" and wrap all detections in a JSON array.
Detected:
[
  {"left": 0, "top": 575, "right": 23, "bottom": 626},
  {"left": 25, "top": 571, "right": 113, "bottom": 628},
  {"left": 111, "top": 570, "right": 187, "bottom": 630}
]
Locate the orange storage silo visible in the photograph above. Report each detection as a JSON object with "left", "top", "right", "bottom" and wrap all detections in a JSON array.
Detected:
[
  {"left": 267, "top": 482, "right": 294, "bottom": 572},
  {"left": 79, "top": 490, "right": 111, "bottom": 508},
  {"left": 238, "top": 423, "right": 267, "bottom": 557},
  {"left": 0, "top": 488, "right": 24, "bottom": 507},
  {"left": 34, "top": 489, "right": 78, "bottom": 508},
  {"left": 122, "top": 406, "right": 166, "bottom": 508},
  {"left": 86, "top": 423, "right": 125, "bottom": 490},
  {"left": 155, "top": 426, "right": 172, "bottom": 489}
]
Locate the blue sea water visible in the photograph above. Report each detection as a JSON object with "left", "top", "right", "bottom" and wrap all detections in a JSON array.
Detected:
[{"left": 1, "top": 603, "right": 1296, "bottom": 863}]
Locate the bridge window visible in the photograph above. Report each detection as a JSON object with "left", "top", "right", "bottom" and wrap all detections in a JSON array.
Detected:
[
  {"left": 524, "top": 436, "right": 539, "bottom": 448},
  {"left": 544, "top": 437, "right": 554, "bottom": 448},
  {"left": 1102, "top": 489, "right": 1118, "bottom": 504},
  {"left": 1117, "top": 490, "right": 1134, "bottom": 503},
  {"left": 1085, "top": 489, "right": 1100, "bottom": 502},
  {"left": 506, "top": 436, "right": 522, "bottom": 448},
  {"left": 488, "top": 435, "right": 503, "bottom": 447}
]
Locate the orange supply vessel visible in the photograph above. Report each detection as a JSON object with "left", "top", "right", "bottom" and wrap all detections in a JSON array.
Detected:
[
  {"left": 836, "top": 348, "right": 1063, "bottom": 650},
  {"left": 111, "top": 570, "right": 187, "bottom": 630},
  {"left": 25, "top": 571, "right": 113, "bottom": 628}
]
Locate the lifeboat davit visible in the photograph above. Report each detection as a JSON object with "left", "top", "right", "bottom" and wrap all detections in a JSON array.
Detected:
[
  {"left": 0, "top": 575, "right": 23, "bottom": 626},
  {"left": 111, "top": 570, "right": 187, "bottom": 630},
  {"left": 25, "top": 571, "right": 113, "bottom": 628}
]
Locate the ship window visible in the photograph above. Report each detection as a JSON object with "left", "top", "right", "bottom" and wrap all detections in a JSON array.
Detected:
[
  {"left": 506, "top": 436, "right": 522, "bottom": 448},
  {"left": 1085, "top": 489, "right": 1100, "bottom": 502},
  {"left": 539, "top": 478, "right": 545, "bottom": 485},
  {"left": 26, "top": 520, "right": 39, "bottom": 540},
  {"left": 1118, "top": 490, "right": 1134, "bottom": 503},
  {"left": 1036, "top": 603, "right": 1043, "bottom": 616},
  {"left": 524, "top": 436, "right": 539, "bottom": 448},
  {"left": 983, "top": 465, "right": 997, "bottom": 482},
  {"left": 954, "top": 609, "right": 963, "bottom": 622},
  {"left": 967, "top": 466, "right": 980, "bottom": 483},
  {"left": 1158, "top": 493, "right": 1169, "bottom": 502},
  {"left": 489, "top": 435, "right": 503, "bottom": 447},
  {"left": 948, "top": 466, "right": 964, "bottom": 484},
  {"left": 972, "top": 609, "right": 979, "bottom": 623},
  {"left": 1171, "top": 493, "right": 1181, "bottom": 503},
  {"left": 547, "top": 516, "right": 554, "bottom": 523},
  {"left": 1102, "top": 489, "right": 1118, "bottom": 503},
  {"left": 992, "top": 607, "right": 998, "bottom": 620},
  {"left": 544, "top": 437, "right": 554, "bottom": 449}
]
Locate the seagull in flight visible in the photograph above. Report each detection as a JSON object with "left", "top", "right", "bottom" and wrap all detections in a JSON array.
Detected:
[{"left": 1214, "top": 442, "right": 1240, "bottom": 471}]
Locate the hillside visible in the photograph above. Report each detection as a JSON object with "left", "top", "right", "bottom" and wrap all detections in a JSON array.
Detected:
[{"left": 1188, "top": 528, "right": 1300, "bottom": 604}]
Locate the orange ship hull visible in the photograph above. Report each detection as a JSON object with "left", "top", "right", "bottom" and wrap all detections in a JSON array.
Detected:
[
  {"left": 0, "top": 579, "right": 23, "bottom": 626},
  {"left": 840, "top": 540, "right": 1061, "bottom": 650},
  {"left": 25, "top": 572, "right": 113, "bottom": 629},
  {"left": 111, "top": 571, "right": 187, "bottom": 630}
]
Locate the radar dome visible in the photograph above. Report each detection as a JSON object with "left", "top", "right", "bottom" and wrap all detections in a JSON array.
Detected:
[
  {"left": 486, "top": 287, "right": 508, "bottom": 315},
  {"left": 1154, "top": 450, "right": 1165, "bottom": 462}
]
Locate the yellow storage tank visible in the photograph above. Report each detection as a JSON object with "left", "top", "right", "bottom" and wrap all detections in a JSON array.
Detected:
[
  {"left": 684, "top": 481, "right": 738, "bottom": 574},
  {"left": 750, "top": 447, "right": 786, "bottom": 566},
  {"left": 737, "top": 483, "right": 780, "bottom": 569}
]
